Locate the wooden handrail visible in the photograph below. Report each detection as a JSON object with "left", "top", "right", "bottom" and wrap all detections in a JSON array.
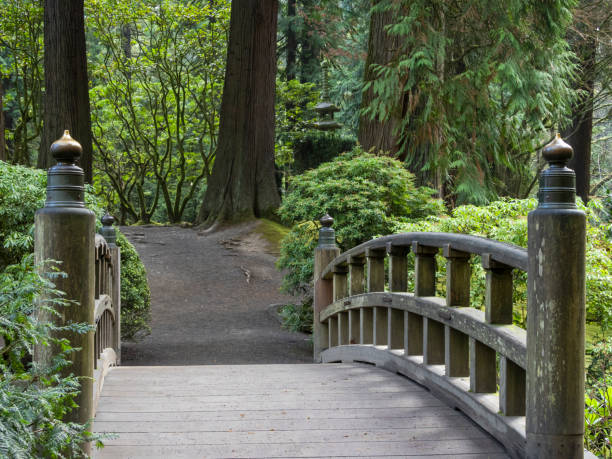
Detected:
[{"left": 321, "top": 232, "right": 527, "bottom": 280}]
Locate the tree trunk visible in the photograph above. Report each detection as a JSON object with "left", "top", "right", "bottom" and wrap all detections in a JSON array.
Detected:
[
  {"left": 286, "top": 0, "right": 297, "bottom": 81},
  {"left": 197, "top": 0, "right": 280, "bottom": 228},
  {"left": 38, "top": 0, "right": 93, "bottom": 182},
  {"left": 0, "top": 79, "right": 5, "bottom": 162},
  {"left": 298, "top": 0, "right": 320, "bottom": 83},
  {"left": 562, "top": 34, "right": 596, "bottom": 204},
  {"left": 358, "top": 0, "right": 402, "bottom": 156}
]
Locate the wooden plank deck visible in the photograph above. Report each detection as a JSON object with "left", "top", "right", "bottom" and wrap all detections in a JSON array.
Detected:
[{"left": 93, "top": 363, "right": 509, "bottom": 458}]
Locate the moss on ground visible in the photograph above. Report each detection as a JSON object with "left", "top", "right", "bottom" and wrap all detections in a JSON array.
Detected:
[{"left": 254, "top": 219, "right": 290, "bottom": 255}]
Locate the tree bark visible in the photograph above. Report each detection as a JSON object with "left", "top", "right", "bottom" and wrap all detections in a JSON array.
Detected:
[
  {"left": 562, "top": 34, "right": 596, "bottom": 204},
  {"left": 0, "top": 79, "right": 5, "bottom": 162},
  {"left": 358, "top": 0, "right": 402, "bottom": 156},
  {"left": 197, "top": 0, "right": 280, "bottom": 227},
  {"left": 38, "top": 0, "right": 93, "bottom": 182},
  {"left": 298, "top": 0, "right": 320, "bottom": 83},
  {"left": 286, "top": 0, "right": 297, "bottom": 81}
]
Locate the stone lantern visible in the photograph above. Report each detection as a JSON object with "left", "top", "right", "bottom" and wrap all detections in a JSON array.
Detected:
[{"left": 313, "top": 60, "right": 342, "bottom": 131}]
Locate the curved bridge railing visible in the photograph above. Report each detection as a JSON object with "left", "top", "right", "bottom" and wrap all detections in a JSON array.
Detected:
[
  {"left": 313, "top": 136, "right": 591, "bottom": 459},
  {"left": 93, "top": 218, "right": 121, "bottom": 412},
  {"left": 315, "top": 231, "right": 528, "bottom": 456}
]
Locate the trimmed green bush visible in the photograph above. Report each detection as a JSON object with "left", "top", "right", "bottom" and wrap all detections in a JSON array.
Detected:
[
  {"left": 117, "top": 231, "right": 151, "bottom": 340},
  {"left": 277, "top": 147, "right": 445, "bottom": 297}
]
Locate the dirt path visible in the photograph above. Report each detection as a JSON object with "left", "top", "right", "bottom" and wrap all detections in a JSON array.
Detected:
[{"left": 120, "top": 222, "right": 312, "bottom": 366}]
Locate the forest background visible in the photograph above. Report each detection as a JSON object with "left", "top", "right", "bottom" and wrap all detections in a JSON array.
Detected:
[{"left": 0, "top": 0, "right": 611, "bottom": 456}]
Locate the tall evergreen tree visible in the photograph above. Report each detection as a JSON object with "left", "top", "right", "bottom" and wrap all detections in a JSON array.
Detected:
[
  {"left": 197, "top": 0, "right": 280, "bottom": 227},
  {"left": 38, "top": 0, "right": 93, "bottom": 182},
  {"left": 363, "top": 0, "right": 577, "bottom": 205},
  {"left": 358, "top": 0, "right": 402, "bottom": 157}
]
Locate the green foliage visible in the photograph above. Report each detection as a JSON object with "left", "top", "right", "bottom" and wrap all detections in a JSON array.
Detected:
[
  {"left": 277, "top": 147, "right": 445, "bottom": 296},
  {"left": 365, "top": 0, "right": 577, "bottom": 204},
  {"left": 279, "top": 303, "right": 313, "bottom": 334},
  {"left": 0, "top": 160, "right": 152, "bottom": 341},
  {"left": 0, "top": 161, "right": 46, "bottom": 269},
  {"left": 0, "top": 255, "right": 103, "bottom": 458},
  {"left": 116, "top": 231, "right": 151, "bottom": 340},
  {"left": 0, "top": 0, "right": 44, "bottom": 166},
  {"left": 87, "top": 0, "right": 230, "bottom": 223},
  {"left": 292, "top": 131, "right": 356, "bottom": 174},
  {"left": 585, "top": 372, "right": 611, "bottom": 457},
  {"left": 587, "top": 337, "right": 612, "bottom": 388}
]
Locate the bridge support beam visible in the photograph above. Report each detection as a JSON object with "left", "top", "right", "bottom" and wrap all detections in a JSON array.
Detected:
[
  {"left": 313, "top": 214, "right": 340, "bottom": 361},
  {"left": 34, "top": 131, "right": 95, "bottom": 453},
  {"left": 527, "top": 135, "right": 586, "bottom": 459}
]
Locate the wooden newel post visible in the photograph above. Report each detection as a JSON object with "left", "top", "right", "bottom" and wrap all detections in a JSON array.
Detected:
[
  {"left": 34, "top": 131, "right": 96, "bottom": 439},
  {"left": 101, "top": 212, "right": 121, "bottom": 364},
  {"left": 313, "top": 214, "right": 340, "bottom": 362},
  {"left": 526, "top": 134, "right": 586, "bottom": 458}
]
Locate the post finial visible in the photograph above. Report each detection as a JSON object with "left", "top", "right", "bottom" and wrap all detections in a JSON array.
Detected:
[
  {"left": 45, "top": 130, "right": 85, "bottom": 208},
  {"left": 50, "top": 130, "right": 82, "bottom": 164},
  {"left": 542, "top": 133, "right": 573, "bottom": 167},
  {"left": 537, "top": 134, "right": 577, "bottom": 209},
  {"left": 100, "top": 212, "right": 117, "bottom": 245},
  {"left": 320, "top": 213, "right": 333, "bottom": 228},
  {"left": 101, "top": 212, "right": 115, "bottom": 227},
  {"left": 318, "top": 213, "right": 336, "bottom": 247}
]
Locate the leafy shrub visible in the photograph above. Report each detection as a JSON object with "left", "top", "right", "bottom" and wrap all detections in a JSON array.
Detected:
[
  {"left": 0, "top": 160, "right": 151, "bottom": 340},
  {"left": 587, "top": 337, "right": 612, "bottom": 388},
  {"left": 0, "top": 255, "right": 103, "bottom": 457},
  {"left": 0, "top": 162, "right": 46, "bottom": 269},
  {"left": 277, "top": 147, "right": 445, "bottom": 297},
  {"left": 117, "top": 231, "right": 151, "bottom": 340},
  {"left": 292, "top": 131, "right": 356, "bottom": 174},
  {"left": 585, "top": 380, "right": 611, "bottom": 457},
  {"left": 279, "top": 303, "right": 313, "bottom": 334}
]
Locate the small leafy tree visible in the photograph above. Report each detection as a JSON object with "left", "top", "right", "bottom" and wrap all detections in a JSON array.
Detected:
[
  {"left": 88, "top": 0, "right": 230, "bottom": 223},
  {"left": 0, "top": 0, "right": 44, "bottom": 166}
]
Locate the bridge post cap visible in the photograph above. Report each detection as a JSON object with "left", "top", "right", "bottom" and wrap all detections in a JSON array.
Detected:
[
  {"left": 50, "top": 130, "right": 82, "bottom": 164},
  {"left": 537, "top": 134, "right": 577, "bottom": 209},
  {"left": 318, "top": 214, "right": 336, "bottom": 248},
  {"left": 320, "top": 214, "right": 334, "bottom": 228},
  {"left": 542, "top": 133, "right": 573, "bottom": 166},
  {"left": 101, "top": 212, "right": 115, "bottom": 226}
]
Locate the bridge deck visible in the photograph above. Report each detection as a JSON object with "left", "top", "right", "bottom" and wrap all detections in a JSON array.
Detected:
[{"left": 94, "top": 363, "right": 508, "bottom": 458}]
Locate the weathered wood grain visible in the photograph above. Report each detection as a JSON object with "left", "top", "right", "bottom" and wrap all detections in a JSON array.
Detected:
[{"left": 94, "top": 363, "right": 509, "bottom": 458}]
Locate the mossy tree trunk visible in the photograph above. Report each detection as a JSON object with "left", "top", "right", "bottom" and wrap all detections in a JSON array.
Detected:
[
  {"left": 358, "top": 0, "right": 402, "bottom": 157},
  {"left": 562, "top": 34, "right": 596, "bottom": 204},
  {"left": 38, "top": 0, "right": 93, "bottom": 183},
  {"left": 197, "top": 0, "right": 280, "bottom": 228},
  {"left": 0, "top": 80, "right": 5, "bottom": 161}
]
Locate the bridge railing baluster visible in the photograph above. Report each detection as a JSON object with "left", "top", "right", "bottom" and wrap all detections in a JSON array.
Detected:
[{"left": 388, "top": 244, "right": 409, "bottom": 350}]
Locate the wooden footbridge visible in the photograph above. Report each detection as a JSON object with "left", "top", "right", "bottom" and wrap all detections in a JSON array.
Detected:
[{"left": 35, "top": 132, "right": 594, "bottom": 458}]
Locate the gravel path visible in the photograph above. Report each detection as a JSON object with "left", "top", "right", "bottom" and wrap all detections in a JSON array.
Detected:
[{"left": 120, "top": 223, "right": 312, "bottom": 366}]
